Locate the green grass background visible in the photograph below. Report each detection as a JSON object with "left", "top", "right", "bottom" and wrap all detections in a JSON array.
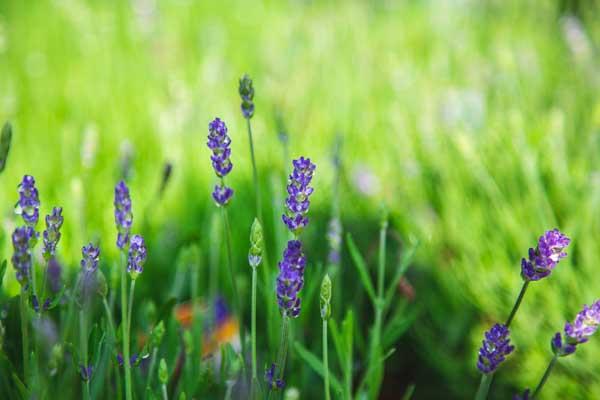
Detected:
[{"left": 1, "top": 0, "right": 600, "bottom": 398}]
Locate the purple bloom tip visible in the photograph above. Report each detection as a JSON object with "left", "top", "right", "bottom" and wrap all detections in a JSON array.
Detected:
[
  {"left": 212, "top": 184, "right": 234, "bottom": 206},
  {"left": 43, "top": 207, "right": 64, "bottom": 259},
  {"left": 81, "top": 243, "right": 100, "bottom": 273},
  {"left": 553, "top": 299, "right": 600, "bottom": 356},
  {"left": 521, "top": 229, "right": 570, "bottom": 281},
  {"left": 114, "top": 180, "right": 133, "bottom": 249},
  {"left": 207, "top": 118, "right": 233, "bottom": 178},
  {"left": 276, "top": 240, "right": 306, "bottom": 318},
  {"left": 127, "top": 234, "right": 147, "bottom": 278},
  {"left": 477, "top": 323, "right": 514, "bottom": 374},
  {"left": 513, "top": 389, "right": 530, "bottom": 400},
  {"left": 265, "top": 363, "right": 285, "bottom": 390},
  {"left": 282, "top": 157, "right": 316, "bottom": 234},
  {"left": 17, "top": 175, "right": 40, "bottom": 226}
]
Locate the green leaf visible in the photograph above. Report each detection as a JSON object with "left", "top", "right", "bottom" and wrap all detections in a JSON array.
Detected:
[
  {"left": 401, "top": 384, "right": 416, "bottom": 400},
  {"left": 45, "top": 285, "right": 67, "bottom": 310},
  {"left": 382, "top": 307, "right": 418, "bottom": 349},
  {"left": 384, "top": 240, "right": 418, "bottom": 312},
  {"left": 11, "top": 373, "right": 28, "bottom": 400},
  {"left": 293, "top": 342, "right": 344, "bottom": 396},
  {"left": 329, "top": 318, "right": 346, "bottom": 369},
  {"left": 346, "top": 234, "right": 376, "bottom": 305},
  {"left": 0, "top": 260, "right": 7, "bottom": 288}
]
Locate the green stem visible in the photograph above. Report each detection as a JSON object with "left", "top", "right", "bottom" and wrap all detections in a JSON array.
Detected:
[
  {"left": 20, "top": 288, "right": 29, "bottom": 384},
  {"left": 103, "top": 297, "right": 122, "bottom": 400},
  {"left": 161, "top": 384, "right": 168, "bottom": 400},
  {"left": 80, "top": 309, "right": 90, "bottom": 400},
  {"left": 251, "top": 266, "right": 258, "bottom": 380},
  {"left": 145, "top": 347, "right": 158, "bottom": 399},
  {"left": 121, "top": 253, "right": 132, "bottom": 400},
  {"left": 505, "top": 281, "right": 530, "bottom": 327},
  {"left": 323, "top": 319, "right": 331, "bottom": 400},
  {"left": 221, "top": 207, "right": 243, "bottom": 348},
  {"left": 532, "top": 355, "right": 558, "bottom": 398},
  {"left": 474, "top": 373, "right": 493, "bottom": 400},
  {"left": 246, "top": 119, "right": 262, "bottom": 222},
  {"left": 127, "top": 280, "right": 136, "bottom": 349},
  {"left": 377, "top": 219, "right": 387, "bottom": 300},
  {"left": 276, "top": 316, "right": 290, "bottom": 382}
]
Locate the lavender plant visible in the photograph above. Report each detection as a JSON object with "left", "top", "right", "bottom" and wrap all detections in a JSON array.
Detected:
[
  {"left": 249, "top": 218, "right": 263, "bottom": 398},
  {"left": 320, "top": 274, "right": 332, "bottom": 400},
  {"left": 268, "top": 157, "right": 316, "bottom": 395}
]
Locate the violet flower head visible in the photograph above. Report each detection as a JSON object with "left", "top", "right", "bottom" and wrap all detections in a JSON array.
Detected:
[
  {"left": 17, "top": 175, "right": 40, "bottom": 226},
  {"left": 43, "top": 207, "right": 64, "bottom": 260},
  {"left": 276, "top": 240, "right": 306, "bottom": 318},
  {"left": 207, "top": 118, "right": 233, "bottom": 178},
  {"left": 477, "top": 323, "right": 514, "bottom": 374},
  {"left": 114, "top": 180, "right": 133, "bottom": 249},
  {"left": 127, "top": 234, "right": 147, "bottom": 279},
  {"left": 282, "top": 157, "right": 316, "bottom": 234},
  {"left": 212, "top": 183, "right": 234, "bottom": 207},
  {"left": 239, "top": 74, "right": 255, "bottom": 119},
  {"left": 521, "top": 229, "right": 570, "bottom": 281},
  {"left": 265, "top": 363, "right": 284, "bottom": 390},
  {"left": 81, "top": 243, "right": 100, "bottom": 273},
  {"left": 11, "top": 226, "right": 37, "bottom": 286},
  {"left": 553, "top": 300, "right": 600, "bottom": 356}
]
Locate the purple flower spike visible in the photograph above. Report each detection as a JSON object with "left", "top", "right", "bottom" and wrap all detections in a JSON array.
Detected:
[
  {"left": 477, "top": 323, "right": 514, "bottom": 374},
  {"left": 552, "top": 300, "right": 600, "bottom": 357},
  {"left": 11, "top": 226, "right": 37, "bottom": 286},
  {"left": 265, "top": 363, "right": 284, "bottom": 390},
  {"left": 207, "top": 118, "right": 233, "bottom": 178},
  {"left": 81, "top": 244, "right": 100, "bottom": 273},
  {"left": 114, "top": 181, "right": 133, "bottom": 249},
  {"left": 513, "top": 389, "right": 530, "bottom": 400},
  {"left": 282, "top": 157, "right": 316, "bottom": 234},
  {"left": 276, "top": 240, "right": 306, "bottom": 318},
  {"left": 212, "top": 184, "right": 234, "bottom": 207},
  {"left": 43, "top": 207, "right": 64, "bottom": 259},
  {"left": 521, "top": 229, "right": 570, "bottom": 281},
  {"left": 127, "top": 234, "right": 147, "bottom": 278},
  {"left": 17, "top": 175, "right": 40, "bottom": 226}
]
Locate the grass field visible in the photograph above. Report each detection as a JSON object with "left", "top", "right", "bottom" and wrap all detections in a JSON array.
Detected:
[{"left": 1, "top": 0, "right": 600, "bottom": 399}]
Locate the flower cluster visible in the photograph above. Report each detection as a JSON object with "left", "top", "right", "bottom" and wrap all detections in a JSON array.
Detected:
[
  {"left": 43, "top": 207, "right": 64, "bottom": 259},
  {"left": 127, "top": 234, "right": 147, "bottom": 279},
  {"left": 552, "top": 300, "right": 600, "bottom": 357},
  {"left": 282, "top": 157, "right": 316, "bottom": 234},
  {"left": 11, "top": 226, "right": 37, "bottom": 286},
  {"left": 81, "top": 244, "right": 100, "bottom": 273},
  {"left": 265, "top": 363, "right": 284, "bottom": 390},
  {"left": 477, "top": 323, "right": 515, "bottom": 374},
  {"left": 114, "top": 181, "right": 133, "bottom": 249},
  {"left": 276, "top": 240, "right": 306, "bottom": 318},
  {"left": 207, "top": 118, "right": 234, "bottom": 206},
  {"left": 17, "top": 175, "right": 40, "bottom": 226},
  {"left": 239, "top": 74, "right": 255, "bottom": 119},
  {"left": 521, "top": 229, "right": 570, "bottom": 281}
]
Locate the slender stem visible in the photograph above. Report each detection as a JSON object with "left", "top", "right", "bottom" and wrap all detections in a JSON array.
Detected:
[
  {"left": 532, "top": 355, "right": 558, "bottom": 398},
  {"left": 246, "top": 119, "right": 262, "bottom": 222},
  {"left": 103, "top": 297, "right": 122, "bottom": 400},
  {"left": 474, "top": 373, "right": 493, "bottom": 400},
  {"left": 323, "top": 320, "right": 331, "bottom": 400},
  {"left": 276, "top": 316, "right": 290, "bottom": 382},
  {"left": 80, "top": 309, "right": 90, "bottom": 400},
  {"left": 20, "top": 288, "right": 30, "bottom": 384},
  {"left": 127, "top": 280, "right": 136, "bottom": 348},
  {"left": 221, "top": 207, "right": 242, "bottom": 346},
  {"left": 505, "top": 281, "right": 530, "bottom": 327},
  {"left": 377, "top": 220, "right": 387, "bottom": 300},
  {"left": 161, "top": 384, "right": 168, "bottom": 400},
  {"left": 251, "top": 266, "right": 258, "bottom": 380},
  {"left": 145, "top": 347, "right": 158, "bottom": 399},
  {"left": 120, "top": 253, "right": 133, "bottom": 400},
  {"left": 225, "top": 381, "right": 235, "bottom": 400}
]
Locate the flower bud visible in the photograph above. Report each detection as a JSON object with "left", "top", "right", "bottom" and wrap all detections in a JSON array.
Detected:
[
  {"left": 158, "top": 358, "right": 168, "bottom": 384},
  {"left": 248, "top": 218, "right": 263, "bottom": 268},
  {"left": 320, "top": 274, "right": 332, "bottom": 320}
]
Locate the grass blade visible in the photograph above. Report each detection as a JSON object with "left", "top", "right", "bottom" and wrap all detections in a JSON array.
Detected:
[{"left": 346, "top": 234, "right": 376, "bottom": 305}]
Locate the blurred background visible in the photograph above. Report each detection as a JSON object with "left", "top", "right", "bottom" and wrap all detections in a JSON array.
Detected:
[{"left": 1, "top": 0, "right": 600, "bottom": 398}]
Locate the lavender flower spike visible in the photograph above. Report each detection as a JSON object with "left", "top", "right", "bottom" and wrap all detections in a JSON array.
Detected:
[
  {"left": 239, "top": 74, "right": 255, "bottom": 119},
  {"left": 207, "top": 118, "right": 233, "bottom": 178},
  {"left": 127, "top": 234, "right": 147, "bottom": 279},
  {"left": 276, "top": 240, "right": 306, "bottom": 318},
  {"left": 81, "top": 244, "right": 100, "bottom": 273},
  {"left": 282, "top": 157, "right": 316, "bottom": 234},
  {"left": 552, "top": 300, "right": 600, "bottom": 356},
  {"left": 17, "top": 175, "right": 40, "bottom": 226},
  {"left": 212, "top": 183, "right": 234, "bottom": 207},
  {"left": 265, "top": 363, "right": 284, "bottom": 390},
  {"left": 477, "top": 323, "right": 515, "bottom": 374},
  {"left": 11, "top": 226, "right": 37, "bottom": 286},
  {"left": 114, "top": 181, "right": 133, "bottom": 249},
  {"left": 521, "top": 229, "right": 570, "bottom": 281},
  {"left": 43, "top": 207, "right": 64, "bottom": 260}
]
